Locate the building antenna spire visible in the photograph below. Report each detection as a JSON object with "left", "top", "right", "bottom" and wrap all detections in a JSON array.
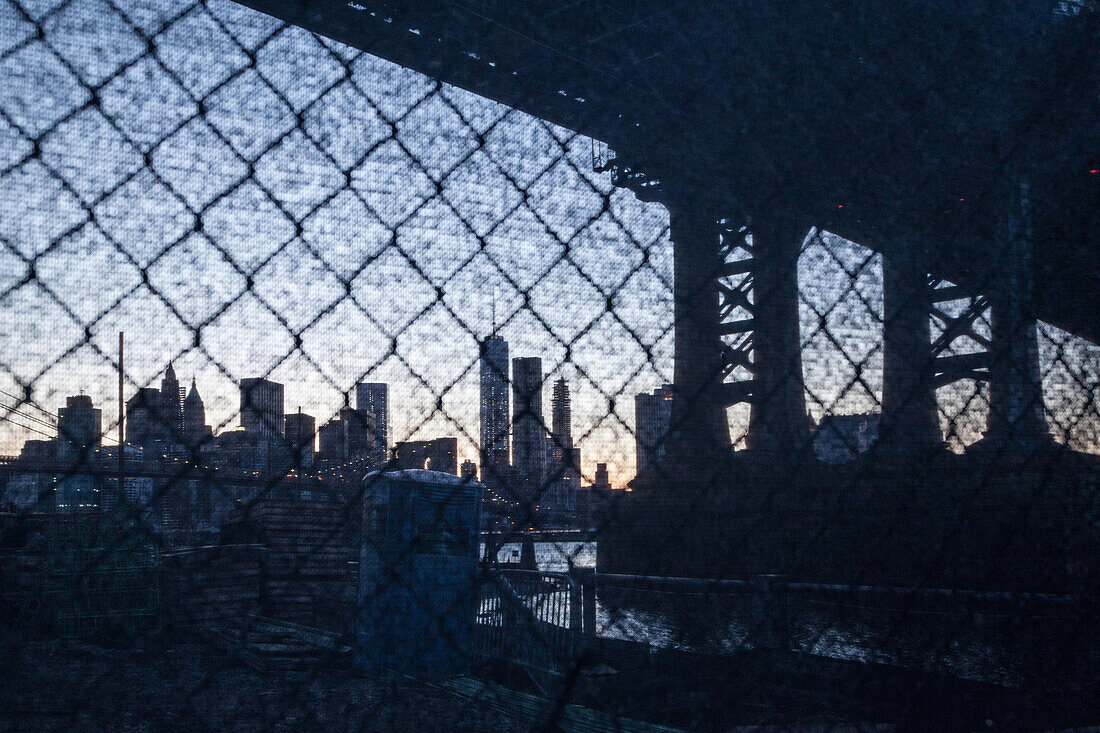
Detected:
[{"left": 491, "top": 285, "right": 498, "bottom": 334}]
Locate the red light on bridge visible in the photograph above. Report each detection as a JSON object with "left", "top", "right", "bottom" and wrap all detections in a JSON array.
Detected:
[
  {"left": 837, "top": 204, "right": 844, "bottom": 209},
  {"left": 1090, "top": 169, "right": 1098, "bottom": 174}
]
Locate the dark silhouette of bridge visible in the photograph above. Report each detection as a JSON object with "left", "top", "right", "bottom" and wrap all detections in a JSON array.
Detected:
[
  {"left": 240, "top": 0, "right": 1098, "bottom": 472},
  {"left": 231, "top": 2, "right": 1100, "bottom": 588}
]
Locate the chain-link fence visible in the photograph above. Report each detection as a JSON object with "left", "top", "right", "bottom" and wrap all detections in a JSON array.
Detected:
[{"left": 1, "top": 0, "right": 1099, "bottom": 729}]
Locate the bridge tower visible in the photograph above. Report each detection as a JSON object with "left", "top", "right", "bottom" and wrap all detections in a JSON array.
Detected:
[
  {"left": 599, "top": 159, "right": 811, "bottom": 473},
  {"left": 878, "top": 243, "right": 943, "bottom": 454},
  {"left": 876, "top": 178, "right": 1051, "bottom": 456},
  {"left": 982, "top": 179, "right": 1050, "bottom": 450}
]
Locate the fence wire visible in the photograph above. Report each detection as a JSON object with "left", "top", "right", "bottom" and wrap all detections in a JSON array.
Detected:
[{"left": 1, "top": 0, "right": 1099, "bottom": 730}]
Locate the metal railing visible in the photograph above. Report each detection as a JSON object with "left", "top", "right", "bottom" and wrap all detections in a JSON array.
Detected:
[{"left": 475, "top": 568, "right": 580, "bottom": 685}]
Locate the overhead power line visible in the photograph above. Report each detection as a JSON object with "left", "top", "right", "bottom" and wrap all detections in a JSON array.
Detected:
[
  {"left": 0, "top": 401, "right": 59, "bottom": 432},
  {"left": 0, "top": 388, "right": 56, "bottom": 421},
  {"left": 0, "top": 414, "right": 56, "bottom": 440}
]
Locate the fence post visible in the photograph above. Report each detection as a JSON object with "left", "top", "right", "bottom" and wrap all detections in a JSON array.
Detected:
[
  {"left": 569, "top": 567, "right": 597, "bottom": 637},
  {"left": 749, "top": 574, "right": 789, "bottom": 651},
  {"left": 581, "top": 568, "right": 597, "bottom": 637},
  {"left": 568, "top": 569, "right": 583, "bottom": 633}
]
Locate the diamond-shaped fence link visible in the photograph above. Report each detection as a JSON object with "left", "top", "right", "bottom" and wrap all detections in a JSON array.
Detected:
[{"left": 1, "top": 0, "right": 1098, "bottom": 729}]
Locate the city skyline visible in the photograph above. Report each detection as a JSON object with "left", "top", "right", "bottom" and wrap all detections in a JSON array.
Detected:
[{"left": 1, "top": 0, "right": 1098, "bottom": 489}]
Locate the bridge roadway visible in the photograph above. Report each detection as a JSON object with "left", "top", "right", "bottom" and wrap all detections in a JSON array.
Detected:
[
  {"left": 239, "top": 0, "right": 1098, "bottom": 344},
  {"left": 0, "top": 456, "right": 337, "bottom": 490}
]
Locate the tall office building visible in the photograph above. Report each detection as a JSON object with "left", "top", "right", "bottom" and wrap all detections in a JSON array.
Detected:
[
  {"left": 512, "top": 357, "right": 546, "bottom": 489},
  {"left": 182, "top": 378, "right": 212, "bottom": 449},
  {"left": 635, "top": 384, "right": 674, "bottom": 474},
  {"left": 550, "top": 378, "right": 573, "bottom": 458},
  {"left": 284, "top": 410, "right": 317, "bottom": 469},
  {"left": 316, "top": 408, "right": 377, "bottom": 465},
  {"left": 356, "top": 383, "right": 389, "bottom": 466},
  {"left": 126, "top": 387, "right": 160, "bottom": 447},
  {"left": 479, "top": 336, "right": 510, "bottom": 476},
  {"left": 545, "top": 377, "right": 581, "bottom": 522},
  {"left": 125, "top": 365, "right": 185, "bottom": 448},
  {"left": 342, "top": 406, "right": 376, "bottom": 462},
  {"left": 56, "top": 394, "right": 101, "bottom": 512},
  {"left": 57, "top": 394, "right": 101, "bottom": 461},
  {"left": 160, "top": 363, "right": 184, "bottom": 439},
  {"left": 549, "top": 377, "right": 581, "bottom": 480},
  {"left": 318, "top": 419, "right": 346, "bottom": 462},
  {"left": 240, "top": 378, "right": 284, "bottom": 438}
]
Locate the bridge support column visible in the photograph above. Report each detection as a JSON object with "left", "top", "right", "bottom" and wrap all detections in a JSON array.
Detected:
[
  {"left": 984, "top": 180, "right": 1049, "bottom": 450},
  {"left": 745, "top": 216, "right": 810, "bottom": 455},
  {"left": 879, "top": 245, "right": 942, "bottom": 453},
  {"left": 666, "top": 208, "right": 731, "bottom": 472}
]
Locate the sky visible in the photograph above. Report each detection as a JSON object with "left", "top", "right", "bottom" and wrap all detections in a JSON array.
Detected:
[{"left": 0, "top": 0, "right": 1097, "bottom": 486}]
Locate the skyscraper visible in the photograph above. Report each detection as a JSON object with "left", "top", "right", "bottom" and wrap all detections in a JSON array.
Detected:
[
  {"left": 318, "top": 419, "right": 346, "bottom": 462},
  {"left": 479, "top": 336, "right": 510, "bottom": 476},
  {"left": 356, "top": 383, "right": 389, "bottom": 467},
  {"left": 546, "top": 377, "right": 581, "bottom": 523},
  {"left": 635, "top": 384, "right": 674, "bottom": 475},
  {"left": 57, "top": 394, "right": 101, "bottom": 461},
  {"left": 160, "top": 362, "right": 183, "bottom": 440},
  {"left": 240, "top": 378, "right": 284, "bottom": 438},
  {"left": 183, "top": 378, "right": 212, "bottom": 449},
  {"left": 550, "top": 377, "right": 573, "bottom": 458},
  {"left": 126, "top": 387, "right": 160, "bottom": 447},
  {"left": 512, "top": 356, "right": 546, "bottom": 490},
  {"left": 284, "top": 410, "right": 317, "bottom": 469},
  {"left": 56, "top": 394, "right": 101, "bottom": 512},
  {"left": 342, "top": 405, "right": 377, "bottom": 462}
]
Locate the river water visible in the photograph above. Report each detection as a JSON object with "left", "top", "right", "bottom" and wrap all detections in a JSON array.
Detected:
[{"left": 481, "top": 541, "right": 1088, "bottom": 686}]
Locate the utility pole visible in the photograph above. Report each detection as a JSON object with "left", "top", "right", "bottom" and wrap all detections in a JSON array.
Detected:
[{"left": 118, "top": 331, "right": 124, "bottom": 506}]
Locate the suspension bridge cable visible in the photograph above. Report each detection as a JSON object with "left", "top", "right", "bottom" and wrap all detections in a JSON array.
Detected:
[
  {"left": 0, "top": 387, "right": 56, "bottom": 420},
  {"left": 0, "top": 414, "right": 56, "bottom": 440},
  {"left": 0, "top": 401, "right": 59, "bottom": 431}
]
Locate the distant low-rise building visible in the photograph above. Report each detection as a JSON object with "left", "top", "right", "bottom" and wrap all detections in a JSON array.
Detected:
[
  {"left": 813, "top": 413, "right": 881, "bottom": 463},
  {"left": 394, "top": 437, "right": 458, "bottom": 475},
  {"left": 635, "top": 384, "right": 673, "bottom": 475},
  {"left": 240, "top": 378, "right": 284, "bottom": 438},
  {"left": 284, "top": 410, "right": 316, "bottom": 470}
]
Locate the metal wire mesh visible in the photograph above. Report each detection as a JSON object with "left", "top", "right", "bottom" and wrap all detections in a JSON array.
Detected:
[{"left": 0, "top": 0, "right": 1098, "bottom": 729}]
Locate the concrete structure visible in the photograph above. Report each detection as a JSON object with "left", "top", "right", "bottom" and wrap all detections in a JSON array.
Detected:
[
  {"left": 240, "top": 378, "right": 284, "bottom": 438},
  {"left": 635, "top": 384, "right": 673, "bottom": 475},
  {"left": 356, "top": 470, "right": 482, "bottom": 678},
  {"left": 394, "top": 437, "right": 458, "bottom": 475},
  {"left": 355, "top": 383, "right": 389, "bottom": 467},
  {"left": 479, "top": 336, "right": 510, "bottom": 480}
]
